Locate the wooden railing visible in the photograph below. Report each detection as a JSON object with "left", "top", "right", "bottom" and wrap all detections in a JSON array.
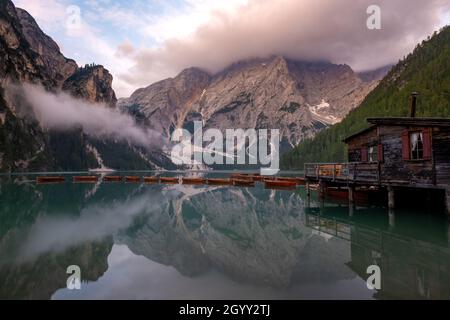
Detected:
[{"left": 304, "top": 162, "right": 380, "bottom": 183}]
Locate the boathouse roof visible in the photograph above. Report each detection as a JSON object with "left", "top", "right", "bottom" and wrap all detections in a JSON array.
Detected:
[
  {"left": 367, "top": 117, "right": 450, "bottom": 127},
  {"left": 343, "top": 117, "right": 450, "bottom": 143}
]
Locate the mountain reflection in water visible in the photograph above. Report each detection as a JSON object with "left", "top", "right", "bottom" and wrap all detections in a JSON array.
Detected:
[{"left": 0, "top": 174, "right": 449, "bottom": 299}]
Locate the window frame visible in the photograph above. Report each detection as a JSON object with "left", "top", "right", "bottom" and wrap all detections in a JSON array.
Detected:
[
  {"left": 409, "top": 131, "right": 424, "bottom": 160},
  {"left": 368, "top": 145, "right": 379, "bottom": 163}
]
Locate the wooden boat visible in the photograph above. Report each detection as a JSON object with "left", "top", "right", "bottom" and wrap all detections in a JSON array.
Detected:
[
  {"left": 160, "top": 177, "right": 179, "bottom": 184},
  {"left": 207, "top": 178, "right": 232, "bottom": 185},
  {"left": 125, "top": 176, "right": 141, "bottom": 183},
  {"left": 275, "top": 177, "right": 305, "bottom": 185},
  {"left": 249, "top": 175, "right": 264, "bottom": 182},
  {"left": 230, "top": 174, "right": 254, "bottom": 182},
  {"left": 265, "top": 180, "right": 297, "bottom": 189},
  {"left": 230, "top": 173, "right": 250, "bottom": 178},
  {"left": 262, "top": 176, "right": 278, "bottom": 182},
  {"left": 232, "top": 179, "right": 255, "bottom": 187},
  {"left": 73, "top": 176, "right": 99, "bottom": 183},
  {"left": 103, "top": 176, "right": 122, "bottom": 182},
  {"left": 182, "top": 177, "right": 205, "bottom": 185},
  {"left": 36, "top": 176, "right": 66, "bottom": 184},
  {"left": 143, "top": 176, "right": 159, "bottom": 183}
]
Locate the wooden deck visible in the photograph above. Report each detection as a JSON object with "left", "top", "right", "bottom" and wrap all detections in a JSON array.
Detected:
[
  {"left": 304, "top": 162, "right": 443, "bottom": 188},
  {"left": 305, "top": 162, "right": 380, "bottom": 184},
  {"left": 305, "top": 162, "right": 450, "bottom": 215}
]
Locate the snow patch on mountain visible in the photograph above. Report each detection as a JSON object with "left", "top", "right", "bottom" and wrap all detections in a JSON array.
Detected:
[{"left": 309, "top": 99, "right": 340, "bottom": 125}]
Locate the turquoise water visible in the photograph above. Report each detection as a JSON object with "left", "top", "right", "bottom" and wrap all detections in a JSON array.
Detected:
[{"left": 0, "top": 173, "right": 449, "bottom": 300}]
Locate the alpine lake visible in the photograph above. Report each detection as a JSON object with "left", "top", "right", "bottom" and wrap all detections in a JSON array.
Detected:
[{"left": 1, "top": 171, "right": 449, "bottom": 300}]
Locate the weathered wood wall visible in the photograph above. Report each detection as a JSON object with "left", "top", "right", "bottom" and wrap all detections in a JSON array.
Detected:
[
  {"left": 432, "top": 128, "right": 450, "bottom": 186},
  {"left": 347, "top": 127, "right": 378, "bottom": 150},
  {"left": 378, "top": 125, "right": 434, "bottom": 185}
]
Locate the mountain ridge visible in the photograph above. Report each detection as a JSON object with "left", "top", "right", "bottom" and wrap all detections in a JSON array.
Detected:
[{"left": 119, "top": 55, "right": 388, "bottom": 152}]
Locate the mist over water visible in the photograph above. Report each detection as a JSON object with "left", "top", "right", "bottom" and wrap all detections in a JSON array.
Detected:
[{"left": 5, "top": 83, "right": 165, "bottom": 150}]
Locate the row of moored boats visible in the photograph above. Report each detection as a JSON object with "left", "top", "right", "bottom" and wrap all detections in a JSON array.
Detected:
[{"left": 35, "top": 173, "right": 306, "bottom": 189}]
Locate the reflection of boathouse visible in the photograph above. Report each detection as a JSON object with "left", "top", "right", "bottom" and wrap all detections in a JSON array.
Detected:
[
  {"left": 305, "top": 208, "right": 450, "bottom": 299},
  {"left": 305, "top": 94, "right": 450, "bottom": 216}
]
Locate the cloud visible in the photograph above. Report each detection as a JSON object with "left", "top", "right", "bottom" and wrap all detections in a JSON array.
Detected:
[
  {"left": 13, "top": 0, "right": 450, "bottom": 98},
  {"left": 13, "top": 0, "right": 68, "bottom": 30},
  {"left": 116, "top": 40, "right": 135, "bottom": 58},
  {"left": 6, "top": 83, "right": 164, "bottom": 149},
  {"left": 119, "top": 0, "right": 450, "bottom": 91}
]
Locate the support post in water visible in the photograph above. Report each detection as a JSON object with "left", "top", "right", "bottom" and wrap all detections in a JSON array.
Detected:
[
  {"left": 306, "top": 181, "right": 311, "bottom": 197},
  {"left": 348, "top": 185, "right": 355, "bottom": 205},
  {"left": 446, "top": 188, "right": 450, "bottom": 220},
  {"left": 389, "top": 208, "right": 396, "bottom": 229},
  {"left": 318, "top": 181, "right": 326, "bottom": 209},
  {"left": 349, "top": 205, "right": 354, "bottom": 217},
  {"left": 319, "top": 181, "right": 326, "bottom": 200},
  {"left": 388, "top": 186, "right": 395, "bottom": 209}
]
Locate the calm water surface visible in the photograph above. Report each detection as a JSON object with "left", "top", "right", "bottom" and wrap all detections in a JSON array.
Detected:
[{"left": 0, "top": 173, "right": 449, "bottom": 300}]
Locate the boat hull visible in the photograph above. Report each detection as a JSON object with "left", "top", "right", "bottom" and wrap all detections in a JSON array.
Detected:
[
  {"left": 73, "top": 176, "right": 99, "bottom": 183},
  {"left": 160, "top": 177, "right": 179, "bottom": 184},
  {"left": 182, "top": 178, "right": 206, "bottom": 185},
  {"left": 143, "top": 177, "right": 159, "bottom": 183},
  {"left": 36, "top": 176, "right": 66, "bottom": 184},
  {"left": 125, "top": 176, "right": 141, "bottom": 183}
]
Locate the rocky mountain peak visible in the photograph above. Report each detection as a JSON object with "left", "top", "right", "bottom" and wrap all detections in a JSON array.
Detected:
[
  {"left": 120, "top": 55, "right": 388, "bottom": 152},
  {"left": 272, "top": 55, "right": 290, "bottom": 70},
  {"left": 62, "top": 65, "right": 117, "bottom": 107},
  {"left": 119, "top": 66, "right": 210, "bottom": 137}
]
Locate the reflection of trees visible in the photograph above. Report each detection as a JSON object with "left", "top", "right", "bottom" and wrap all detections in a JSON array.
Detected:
[
  {"left": 0, "top": 178, "right": 143, "bottom": 300},
  {"left": 0, "top": 237, "right": 113, "bottom": 300},
  {"left": 305, "top": 207, "right": 450, "bottom": 299}
]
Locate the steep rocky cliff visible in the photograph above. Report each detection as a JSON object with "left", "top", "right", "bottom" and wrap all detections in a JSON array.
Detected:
[
  {"left": 62, "top": 65, "right": 117, "bottom": 107},
  {"left": 15, "top": 8, "right": 78, "bottom": 86},
  {"left": 119, "top": 67, "right": 211, "bottom": 137},
  {"left": 0, "top": 0, "right": 56, "bottom": 171}
]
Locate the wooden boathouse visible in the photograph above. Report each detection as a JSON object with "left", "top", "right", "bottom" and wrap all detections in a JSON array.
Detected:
[{"left": 304, "top": 95, "right": 450, "bottom": 216}]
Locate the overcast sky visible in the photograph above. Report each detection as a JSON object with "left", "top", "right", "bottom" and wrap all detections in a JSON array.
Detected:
[{"left": 13, "top": 0, "right": 450, "bottom": 98}]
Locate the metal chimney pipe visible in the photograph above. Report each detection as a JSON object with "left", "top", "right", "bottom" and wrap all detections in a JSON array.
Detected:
[{"left": 410, "top": 92, "right": 419, "bottom": 118}]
